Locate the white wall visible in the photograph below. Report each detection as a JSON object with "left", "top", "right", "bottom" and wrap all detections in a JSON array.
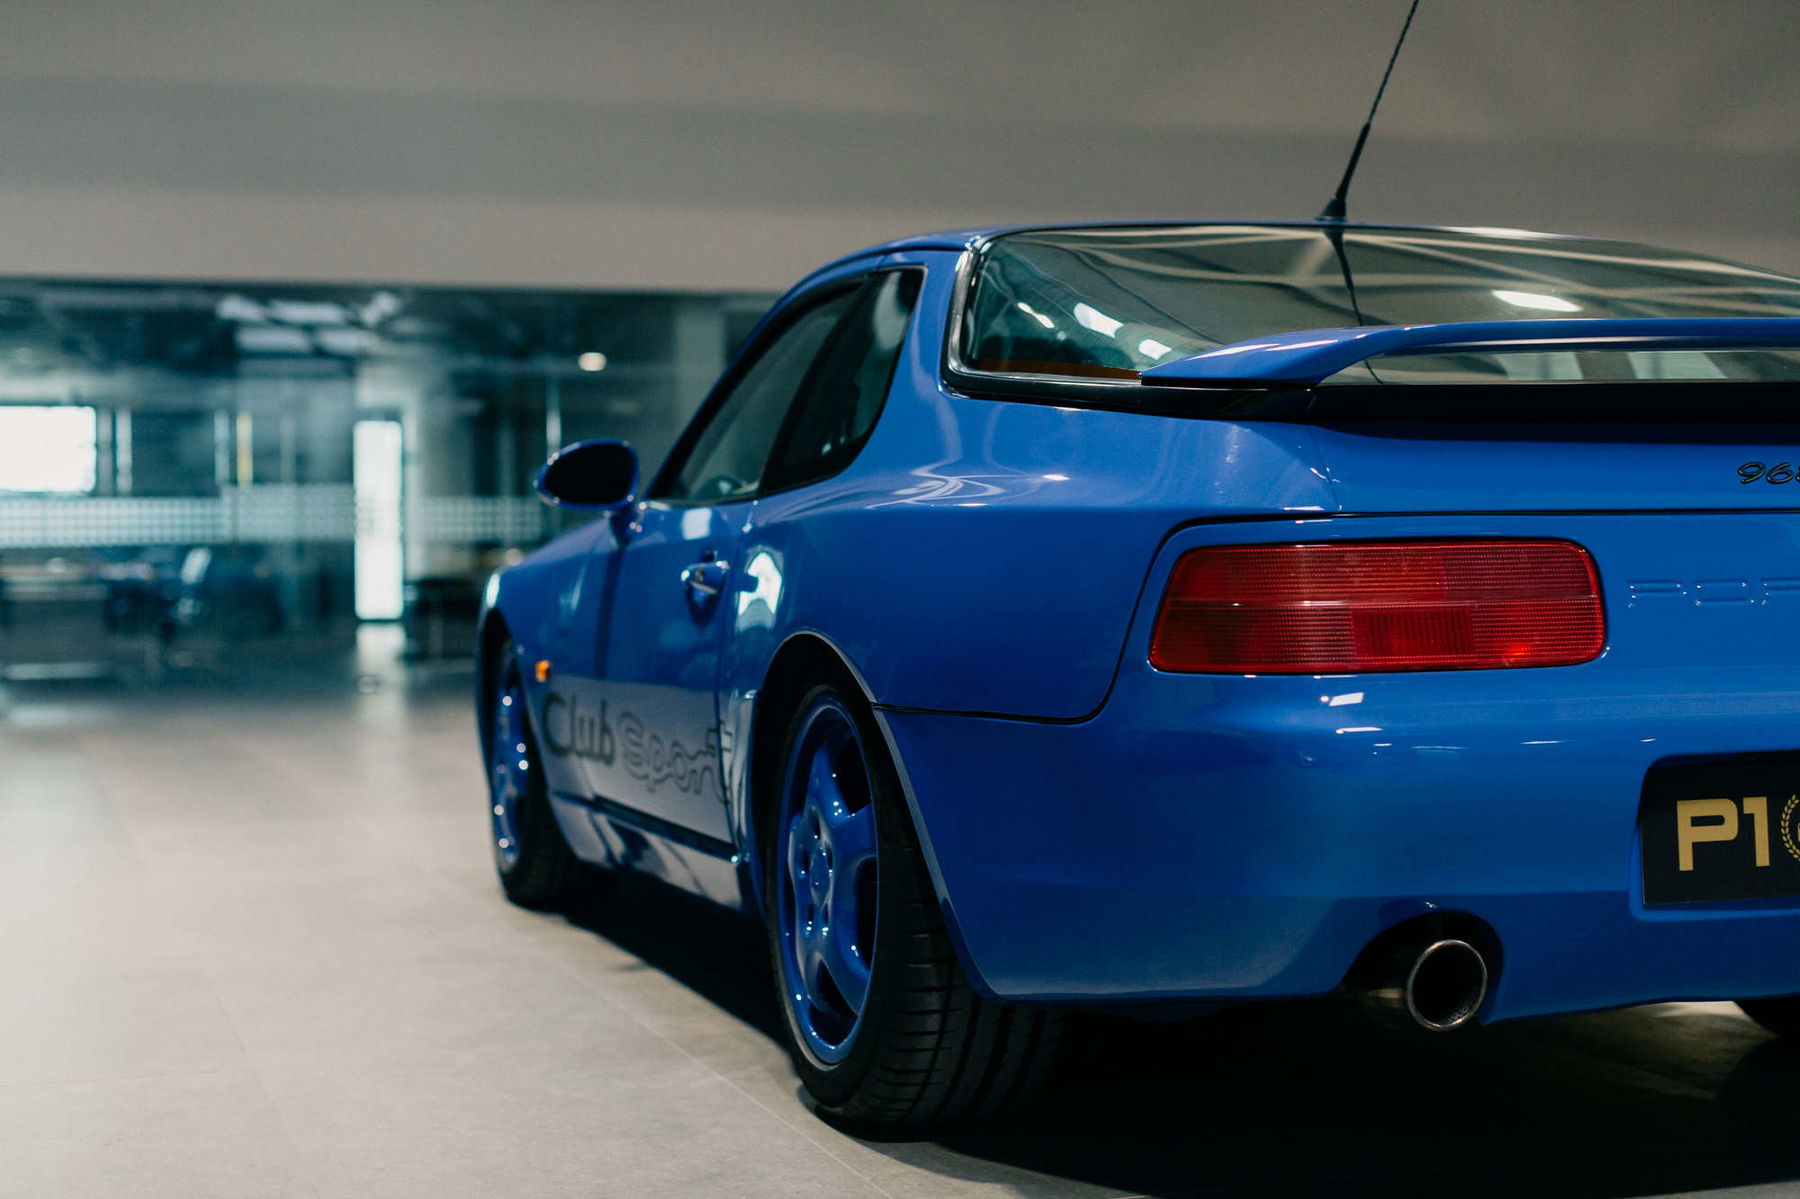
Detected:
[{"left": 0, "top": 0, "right": 1794, "bottom": 289}]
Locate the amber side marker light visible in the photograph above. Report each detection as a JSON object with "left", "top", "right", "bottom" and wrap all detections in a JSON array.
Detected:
[{"left": 1148, "top": 540, "right": 1605, "bottom": 674}]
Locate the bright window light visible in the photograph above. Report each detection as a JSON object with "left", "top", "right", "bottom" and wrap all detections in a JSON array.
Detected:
[
  {"left": 1073, "top": 302, "right": 1123, "bottom": 337},
  {"left": 353, "top": 419, "right": 404, "bottom": 621},
  {"left": 1492, "top": 290, "right": 1583, "bottom": 313},
  {"left": 0, "top": 406, "right": 98, "bottom": 493}
]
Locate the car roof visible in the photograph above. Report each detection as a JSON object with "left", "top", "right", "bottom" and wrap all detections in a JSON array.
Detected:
[
  {"left": 799, "top": 219, "right": 1620, "bottom": 284},
  {"left": 871, "top": 219, "right": 1611, "bottom": 254}
]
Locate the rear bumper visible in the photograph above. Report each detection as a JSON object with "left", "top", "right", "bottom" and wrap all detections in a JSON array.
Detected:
[{"left": 877, "top": 665, "right": 1800, "bottom": 1023}]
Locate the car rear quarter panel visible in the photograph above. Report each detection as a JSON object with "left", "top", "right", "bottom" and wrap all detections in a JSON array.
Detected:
[{"left": 725, "top": 249, "right": 1340, "bottom": 725}]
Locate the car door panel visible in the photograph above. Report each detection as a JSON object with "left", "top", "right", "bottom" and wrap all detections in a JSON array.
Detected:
[
  {"left": 574, "top": 501, "right": 745, "bottom": 841},
  {"left": 553, "top": 277, "right": 870, "bottom": 840}
]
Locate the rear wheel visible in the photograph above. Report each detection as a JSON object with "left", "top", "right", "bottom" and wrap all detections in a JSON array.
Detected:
[
  {"left": 766, "top": 683, "right": 1060, "bottom": 1128},
  {"left": 488, "top": 643, "right": 585, "bottom": 909},
  {"left": 1739, "top": 997, "right": 1800, "bottom": 1037}
]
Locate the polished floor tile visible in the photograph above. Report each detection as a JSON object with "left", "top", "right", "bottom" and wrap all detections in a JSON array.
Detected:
[
  {"left": 0, "top": 1068, "right": 313, "bottom": 1199},
  {"left": 9, "top": 669, "right": 1800, "bottom": 1197}
]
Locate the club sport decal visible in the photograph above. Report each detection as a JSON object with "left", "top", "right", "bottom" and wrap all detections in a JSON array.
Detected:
[{"left": 542, "top": 690, "right": 719, "bottom": 797}]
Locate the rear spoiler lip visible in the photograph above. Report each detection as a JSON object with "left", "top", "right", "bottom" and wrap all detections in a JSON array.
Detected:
[{"left": 1139, "top": 318, "right": 1800, "bottom": 388}]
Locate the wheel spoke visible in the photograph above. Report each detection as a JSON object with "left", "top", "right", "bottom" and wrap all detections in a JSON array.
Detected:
[
  {"left": 804, "top": 741, "right": 848, "bottom": 814},
  {"left": 784, "top": 811, "right": 810, "bottom": 897},
  {"left": 798, "top": 909, "right": 829, "bottom": 993},
  {"left": 820, "top": 792, "right": 876, "bottom": 873},
  {"left": 819, "top": 915, "right": 871, "bottom": 1013}
]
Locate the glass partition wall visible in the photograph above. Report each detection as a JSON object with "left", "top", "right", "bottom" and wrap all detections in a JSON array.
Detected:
[{"left": 0, "top": 279, "right": 773, "bottom": 684}]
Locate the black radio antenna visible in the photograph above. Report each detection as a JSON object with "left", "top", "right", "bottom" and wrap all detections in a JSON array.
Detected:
[{"left": 1318, "top": 0, "right": 1421, "bottom": 223}]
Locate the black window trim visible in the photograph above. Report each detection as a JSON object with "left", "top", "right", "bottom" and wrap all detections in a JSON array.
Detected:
[{"left": 648, "top": 265, "right": 923, "bottom": 507}]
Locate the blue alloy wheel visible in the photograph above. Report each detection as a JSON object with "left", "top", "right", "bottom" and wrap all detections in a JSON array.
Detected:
[
  {"left": 485, "top": 639, "right": 584, "bottom": 909},
  {"left": 765, "top": 682, "right": 1061, "bottom": 1126},
  {"left": 489, "top": 657, "right": 530, "bottom": 871},
  {"left": 776, "top": 694, "right": 880, "bottom": 1065}
]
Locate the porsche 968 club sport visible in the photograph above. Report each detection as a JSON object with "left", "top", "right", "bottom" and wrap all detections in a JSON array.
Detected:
[{"left": 478, "top": 221, "right": 1800, "bottom": 1127}]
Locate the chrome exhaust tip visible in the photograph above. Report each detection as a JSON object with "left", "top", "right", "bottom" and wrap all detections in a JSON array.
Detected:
[{"left": 1354, "top": 936, "right": 1488, "bottom": 1033}]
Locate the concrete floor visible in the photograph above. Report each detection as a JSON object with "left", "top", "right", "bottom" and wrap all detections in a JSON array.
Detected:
[{"left": 8, "top": 654, "right": 1800, "bottom": 1198}]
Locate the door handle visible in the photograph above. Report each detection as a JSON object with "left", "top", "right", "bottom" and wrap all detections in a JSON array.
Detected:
[{"left": 681, "top": 560, "right": 729, "bottom": 596}]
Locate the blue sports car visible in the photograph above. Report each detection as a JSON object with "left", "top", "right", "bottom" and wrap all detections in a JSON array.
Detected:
[{"left": 477, "top": 221, "right": 1800, "bottom": 1127}]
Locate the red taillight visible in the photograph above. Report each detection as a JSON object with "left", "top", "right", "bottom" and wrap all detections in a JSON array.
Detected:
[{"left": 1148, "top": 540, "right": 1605, "bottom": 674}]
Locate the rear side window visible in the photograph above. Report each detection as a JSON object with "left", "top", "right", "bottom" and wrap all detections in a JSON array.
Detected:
[
  {"left": 766, "top": 269, "right": 920, "bottom": 491},
  {"left": 660, "top": 289, "right": 857, "bottom": 503}
]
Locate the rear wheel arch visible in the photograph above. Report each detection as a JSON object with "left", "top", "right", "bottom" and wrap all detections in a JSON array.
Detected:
[{"left": 745, "top": 634, "right": 993, "bottom": 996}]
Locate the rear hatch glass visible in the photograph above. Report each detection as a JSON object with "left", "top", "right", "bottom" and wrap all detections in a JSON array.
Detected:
[{"left": 961, "top": 225, "right": 1800, "bottom": 387}]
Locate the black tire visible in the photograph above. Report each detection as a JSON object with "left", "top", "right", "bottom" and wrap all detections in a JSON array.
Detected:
[
  {"left": 764, "top": 681, "right": 1060, "bottom": 1129},
  {"left": 487, "top": 641, "right": 587, "bottom": 910},
  {"left": 1740, "top": 997, "right": 1800, "bottom": 1037}
]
